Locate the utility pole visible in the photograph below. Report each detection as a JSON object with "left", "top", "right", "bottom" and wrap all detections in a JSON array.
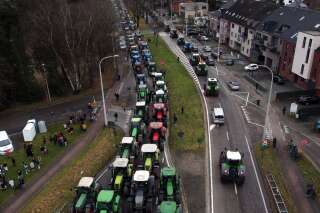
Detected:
[{"left": 41, "top": 64, "right": 52, "bottom": 103}]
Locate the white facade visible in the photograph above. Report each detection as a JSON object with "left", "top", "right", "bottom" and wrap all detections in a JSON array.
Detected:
[
  {"left": 292, "top": 31, "right": 320, "bottom": 79},
  {"left": 179, "top": 2, "right": 208, "bottom": 19},
  {"left": 219, "top": 19, "right": 230, "bottom": 44},
  {"left": 228, "top": 22, "right": 254, "bottom": 57}
]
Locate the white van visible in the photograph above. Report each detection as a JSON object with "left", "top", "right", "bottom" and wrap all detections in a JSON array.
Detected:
[
  {"left": 23, "top": 119, "right": 37, "bottom": 142},
  {"left": 212, "top": 107, "right": 224, "bottom": 125},
  {"left": 0, "top": 131, "right": 14, "bottom": 155}
]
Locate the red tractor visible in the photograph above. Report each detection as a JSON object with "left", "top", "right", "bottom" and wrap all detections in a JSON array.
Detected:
[
  {"left": 150, "top": 103, "right": 168, "bottom": 126},
  {"left": 147, "top": 122, "right": 166, "bottom": 151}
]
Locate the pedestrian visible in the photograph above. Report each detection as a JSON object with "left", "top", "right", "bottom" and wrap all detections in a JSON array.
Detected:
[
  {"left": 17, "top": 170, "right": 24, "bottom": 188},
  {"left": 26, "top": 143, "right": 33, "bottom": 158},
  {"left": 115, "top": 93, "right": 120, "bottom": 101},
  {"left": 256, "top": 99, "right": 260, "bottom": 106},
  {"left": 40, "top": 145, "right": 48, "bottom": 155},
  {"left": 273, "top": 137, "right": 277, "bottom": 148},
  {"left": 32, "top": 157, "right": 40, "bottom": 170},
  {"left": 282, "top": 106, "right": 286, "bottom": 115},
  {"left": 177, "top": 56, "right": 180, "bottom": 62},
  {"left": 173, "top": 113, "right": 177, "bottom": 125},
  {"left": 42, "top": 136, "right": 47, "bottom": 145},
  {"left": 114, "top": 112, "right": 118, "bottom": 122},
  {"left": 23, "top": 161, "right": 29, "bottom": 175},
  {"left": 117, "top": 74, "right": 121, "bottom": 81},
  {"left": 11, "top": 156, "right": 16, "bottom": 167},
  {"left": 181, "top": 106, "right": 184, "bottom": 114},
  {"left": 255, "top": 82, "right": 258, "bottom": 90}
]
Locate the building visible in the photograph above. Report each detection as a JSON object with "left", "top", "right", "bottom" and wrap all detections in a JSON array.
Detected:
[
  {"left": 179, "top": 2, "right": 208, "bottom": 18},
  {"left": 220, "top": 0, "right": 278, "bottom": 57}
]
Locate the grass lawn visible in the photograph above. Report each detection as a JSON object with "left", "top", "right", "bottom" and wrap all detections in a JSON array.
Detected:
[
  {"left": 254, "top": 145, "right": 297, "bottom": 213},
  {"left": 0, "top": 122, "right": 88, "bottom": 204},
  {"left": 297, "top": 154, "right": 320, "bottom": 203},
  {"left": 22, "top": 128, "right": 123, "bottom": 212},
  {"left": 145, "top": 34, "right": 205, "bottom": 151}
]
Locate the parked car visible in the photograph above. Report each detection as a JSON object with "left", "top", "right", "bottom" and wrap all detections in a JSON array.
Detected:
[
  {"left": 244, "top": 63, "right": 259, "bottom": 71},
  {"left": 273, "top": 74, "right": 285, "bottom": 85},
  {"left": 0, "top": 131, "right": 14, "bottom": 155},
  {"left": 177, "top": 37, "right": 185, "bottom": 46},
  {"left": 227, "top": 81, "right": 240, "bottom": 91},
  {"left": 203, "top": 46, "right": 212, "bottom": 52},
  {"left": 225, "top": 60, "right": 234, "bottom": 66},
  {"left": 206, "top": 57, "right": 215, "bottom": 66},
  {"left": 296, "top": 96, "right": 320, "bottom": 105}
]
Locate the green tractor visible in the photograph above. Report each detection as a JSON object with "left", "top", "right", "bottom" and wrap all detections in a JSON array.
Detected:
[
  {"left": 195, "top": 61, "right": 208, "bottom": 76},
  {"left": 134, "top": 101, "right": 148, "bottom": 121},
  {"left": 72, "top": 177, "right": 99, "bottom": 212},
  {"left": 95, "top": 190, "right": 120, "bottom": 213},
  {"left": 130, "top": 117, "right": 146, "bottom": 145},
  {"left": 204, "top": 78, "right": 219, "bottom": 96},
  {"left": 110, "top": 158, "right": 132, "bottom": 195},
  {"left": 118, "top": 136, "right": 136, "bottom": 160},
  {"left": 159, "top": 167, "right": 181, "bottom": 204},
  {"left": 140, "top": 144, "right": 160, "bottom": 178},
  {"left": 219, "top": 149, "right": 245, "bottom": 185},
  {"left": 157, "top": 201, "right": 182, "bottom": 213},
  {"left": 137, "top": 84, "right": 150, "bottom": 104}
]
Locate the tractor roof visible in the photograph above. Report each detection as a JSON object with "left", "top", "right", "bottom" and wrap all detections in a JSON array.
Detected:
[
  {"left": 226, "top": 151, "right": 242, "bottom": 161},
  {"left": 156, "top": 89, "right": 165, "bottom": 95},
  {"left": 77, "top": 177, "right": 94, "bottom": 188},
  {"left": 137, "top": 73, "right": 145, "bottom": 78},
  {"left": 199, "top": 61, "right": 206, "bottom": 65},
  {"left": 97, "top": 190, "right": 114, "bottom": 203},
  {"left": 133, "top": 170, "right": 150, "bottom": 182},
  {"left": 153, "top": 103, "right": 165, "bottom": 109},
  {"left": 131, "top": 117, "right": 141, "bottom": 122},
  {"left": 161, "top": 167, "right": 176, "bottom": 177},
  {"left": 149, "top": 61, "right": 155, "bottom": 65},
  {"left": 192, "top": 53, "right": 200, "bottom": 56},
  {"left": 159, "top": 201, "right": 177, "bottom": 212},
  {"left": 149, "top": 122, "right": 163, "bottom": 129},
  {"left": 141, "top": 144, "right": 158, "bottom": 153},
  {"left": 136, "top": 101, "right": 146, "bottom": 107},
  {"left": 113, "top": 158, "right": 129, "bottom": 168},
  {"left": 121, "top": 137, "right": 134, "bottom": 144},
  {"left": 208, "top": 78, "right": 217, "bottom": 82},
  {"left": 138, "top": 84, "right": 147, "bottom": 89},
  {"left": 156, "top": 80, "right": 165, "bottom": 85},
  {"left": 154, "top": 72, "right": 163, "bottom": 77}
]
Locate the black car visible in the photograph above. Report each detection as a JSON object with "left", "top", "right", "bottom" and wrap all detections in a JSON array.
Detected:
[
  {"left": 170, "top": 30, "right": 178, "bottom": 39},
  {"left": 177, "top": 37, "right": 185, "bottom": 46},
  {"left": 273, "top": 74, "right": 285, "bottom": 85},
  {"left": 206, "top": 57, "right": 215, "bottom": 66},
  {"left": 297, "top": 96, "right": 320, "bottom": 105},
  {"left": 225, "top": 60, "right": 234, "bottom": 66}
]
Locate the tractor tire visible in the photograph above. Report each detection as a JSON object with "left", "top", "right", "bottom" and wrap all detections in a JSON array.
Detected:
[
  {"left": 237, "top": 178, "right": 245, "bottom": 186},
  {"left": 159, "top": 191, "right": 164, "bottom": 203},
  {"left": 125, "top": 197, "right": 134, "bottom": 213},
  {"left": 175, "top": 192, "right": 181, "bottom": 204},
  {"left": 146, "top": 198, "right": 154, "bottom": 213}
]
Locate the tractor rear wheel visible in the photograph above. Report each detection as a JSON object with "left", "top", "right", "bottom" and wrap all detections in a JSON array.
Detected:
[{"left": 146, "top": 198, "right": 154, "bottom": 213}]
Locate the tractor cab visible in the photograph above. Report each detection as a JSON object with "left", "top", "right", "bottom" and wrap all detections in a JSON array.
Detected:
[
  {"left": 147, "top": 122, "right": 166, "bottom": 150},
  {"left": 158, "top": 201, "right": 182, "bottom": 213},
  {"left": 133, "top": 61, "right": 143, "bottom": 74},
  {"left": 130, "top": 117, "right": 145, "bottom": 143},
  {"left": 189, "top": 53, "right": 201, "bottom": 66},
  {"left": 118, "top": 137, "right": 136, "bottom": 160},
  {"left": 154, "top": 89, "right": 167, "bottom": 103},
  {"left": 152, "top": 72, "right": 164, "bottom": 83},
  {"left": 73, "top": 177, "right": 98, "bottom": 212},
  {"left": 129, "top": 45, "right": 139, "bottom": 53},
  {"left": 205, "top": 78, "right": 219, "bottom": 96},
  {"left": 147, "top": 61, "right": 157, "bottom": 75},
  {"left": 195, "top": 61, "right": 208, "bottom": 76},
  {"left": 139, "top": 41, "right": 148, "bottom": 50},
  {"left": 159, "top": 167, "right": 180, "bottom": 204},
  {"left": 219, "top": 150, "right": 245, "bottom": 185},
  {"left": 151, "top": 103, "right": 167, "bottom": 125},
  {"left": 110, "top": 158, "right": 132, "bottom": 193},
  {"left": 137, "top": 84, "right": 150, "bottom": 103},
  {"left": 95, "top": 190, "right": 120, "bottom": 213},
  {"left": 134, "top": 101, "right": 147, "bottom": 120},
  {"left": 127, "top": 170, "right": 156, "bottom": 212},
  {"left": 136, "top": 73, "right": 146, "bottom": 86},
  {"left": 141, "top": 144, "right": 160, "bottom": 176},
  {"left": 155, "top": 80, "right": 167, "bottom": 92}
]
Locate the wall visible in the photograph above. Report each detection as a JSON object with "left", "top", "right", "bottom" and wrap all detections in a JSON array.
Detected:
[
  {"left": 278, "top": 40, "right": 296, "bottom": 81},
  {"left": 219, "top": 18, "right": 230, "bottom": 44},
  {"left": 310, "top": 49, "right": 320, "bottom": 96}
]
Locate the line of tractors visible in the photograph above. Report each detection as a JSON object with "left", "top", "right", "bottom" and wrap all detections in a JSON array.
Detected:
[{"left": 71, "top": 14, "right": 182, "bottom": 213}]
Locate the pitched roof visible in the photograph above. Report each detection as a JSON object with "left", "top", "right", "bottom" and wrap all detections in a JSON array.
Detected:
[
  {"left": 256, "top": 6, "right": 320, "bottom": 43},
  {"left": 221, "top": 0, "right": 278, "bottom": 28}
]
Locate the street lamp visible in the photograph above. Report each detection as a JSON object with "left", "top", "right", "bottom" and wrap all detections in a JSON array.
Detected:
[
  {"left": 258, "top": 65, "right": 274, "bottom": 140},
  {"left": 41, "top": 64, "right": 52, "bottom": 103},
  {"left": 98, "top": 55, "right": 119, "bottom": 127}
]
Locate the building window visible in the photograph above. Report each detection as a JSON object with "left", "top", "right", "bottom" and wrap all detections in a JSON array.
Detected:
[
  {"left": 232, "top": 23, "right": 234, "bottom": 28},
  {"left": 302, "top": 37, "right": 306, "bottom": 48},
  {"left": 247, "top": 40, "right": 250, "bottom": 44},
  {"left": 238, "top": 27, "right": 241, "bottom": 33},
  {"left": 242, "top": 47, "right": 244, "bottom": 51},
  {"left": 231, "top": 32, "right": 233, "bottom": 37},
  {"left": 308, "top": 39, "right": 313, "bottom": 47},
  {"left": 306, "top": 48, "right": 311, "bottom": 63},
  {"left": 300, "top": 64, "right": 304, "bottom": 75}
]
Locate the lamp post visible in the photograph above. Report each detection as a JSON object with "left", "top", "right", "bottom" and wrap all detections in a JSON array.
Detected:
[
  {"left": 98, "top": 55, "right": 119, "bottom": 127},
  {"left": 41, "top": 64, "right": 52, "bottom": 103},
  {"left": 259, "top": 65, "right": 274, "bottom": 140}
]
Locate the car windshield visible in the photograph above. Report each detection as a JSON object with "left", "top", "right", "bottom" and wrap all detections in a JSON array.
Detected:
[
  {"left": 0, "top": 139, "right": 11, "bottom": 147},
  {"left": 231, "top": 81, "right": 239, "bottom": 86}
]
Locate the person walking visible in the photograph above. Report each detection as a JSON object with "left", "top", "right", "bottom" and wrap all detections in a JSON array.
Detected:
[
  {"left": 181, "top": 106, "right": 184, "bottom": 114},
  {"left": 282, "top": 106, "right": 286, "bottom": 115},
  {"left": 173, "top": 113, "right": 177, "bottom": 125},
  {"left": 114, "top": 112, "right": 118, "bottom": 122}
]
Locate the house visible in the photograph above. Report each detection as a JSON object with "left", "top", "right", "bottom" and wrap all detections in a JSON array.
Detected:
[
  {"left": 179, "top": 2, "right": 208, "bottom": 19},
  {"left": 219, "top": 0, "right": 278, "bottom": 58}
]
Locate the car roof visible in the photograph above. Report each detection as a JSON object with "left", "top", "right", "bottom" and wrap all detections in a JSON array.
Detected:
[
  {"left": 0, "top": 131, "right": 9, "bottom": 141},
  {"left": 214, "top": 108, "right": 224, "bottom": 116}
]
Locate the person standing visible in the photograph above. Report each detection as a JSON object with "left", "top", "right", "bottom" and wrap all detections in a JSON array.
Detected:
[{"left": 282, "top": 106, "right": 286, "bottom": 115}]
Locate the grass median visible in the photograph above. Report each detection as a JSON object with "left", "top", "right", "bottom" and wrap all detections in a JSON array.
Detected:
[
  {"left": 0, "top": 122, "right": 88, "bottom": 204},
  {"left": 22, "top": 128, "right": 123, "bottom": 212},
  {"left": 254, "top": 145, "right": 297, "bottom": 213},
  {"left": 146, "top": 34, "right": 205, "bottom": 151}
]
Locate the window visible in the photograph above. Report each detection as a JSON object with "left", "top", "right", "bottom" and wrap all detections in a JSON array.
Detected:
[
  {"left": 308, "top": 39, "right": 313, "bottom": 48},
  {"left": 231, "top": 32, "right": 233, "bottom": 37},
  {"left": 249, "top": 30, "right": 253, "bottom": 34},
  {"left": 302, "top": 37, "right": 306, "bottom": 48},
  {"left": 247, "top": 40, "right": 250, "bottom": 44},
  {"left": 300, "top": 64, "right": 304, "bottom": 75},
  {"left": 242, "top": 47, "right": 244, "bottom": 51},
  {"left": 232, "top": 23, "right": 234, "bottom": 28},
  {"left": 238, "top": 27, "right": 241, "bottom": 33},
  {"left": 306, "top": 48, "right": 311, "bottom": 63}
]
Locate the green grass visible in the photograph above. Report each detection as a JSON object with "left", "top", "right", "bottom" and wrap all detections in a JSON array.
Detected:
[
  {"left": 0, "top": 122, "right": 88, "bottom": 204},
  {"left": 146, "top": 34, "right": 205, "bottom": 151},
  {"left": 22, "top": 128, "right": 123, "bottom": 212},
  {"left": 297, "top": 154, "right": 320, "bottom": 203},
  {"left": 254, "top": 145, "right": 297, "bottom": 213}
]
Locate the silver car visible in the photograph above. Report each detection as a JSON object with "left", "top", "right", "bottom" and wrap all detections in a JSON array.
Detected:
[{"left": 227, "top": 81, "right": 240, "bottom": 91}]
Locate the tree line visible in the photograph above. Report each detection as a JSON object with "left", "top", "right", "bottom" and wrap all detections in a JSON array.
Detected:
[{"left": 0, "top": 0, "right": 116, "bottom": 110}]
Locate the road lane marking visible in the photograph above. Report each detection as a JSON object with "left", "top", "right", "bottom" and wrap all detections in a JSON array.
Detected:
[
  {"left": 210, "top": 124, "right": 215, "bottom": 131},
  {"left": 234, "top": 183, "right": 238, "bottom": 196},
  {"left": 95, "top": 166, "right": 110, "bottom": 184},
  {"left": 226, "top": 131, "right": 229, "bottom": 141},
  {"left": 244, "top": 136, "right": 269, "bottom": 213}
]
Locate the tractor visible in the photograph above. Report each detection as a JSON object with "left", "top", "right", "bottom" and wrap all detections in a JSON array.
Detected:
[
  {"left": 134, "top": 101, "right": 148, "bottom": 121},
  {"left": 153, "top": 89, "right": 167, "bottom": 103},
  {"left": 147, "top": 122, "right": 166, "bottom": 151},
  {"left": 182, "top": 42, "right": 193, "bottom": 53},
  {"left": 136, "top": 73, "right": 146, "bottom": 86},
  {"left": 219, "top": 149, "right": 245, "bottom": 185},
  {"left": 204, "top": 78, "right": 219, "bottom": 96},
  {"left": 189, "top": 53, "right": 201, "bottom": 66},
  {"left": 195, "top": 61, "right": 208, "bottom": 76},
  {"left": 133, "top": 61, "right": 143, "bottom": 74},
  {"left": 157, "top": 201, "right": 182, "bottom": 213},
  {"left": 152, "top": 72, "right": 165, "bottom": 84},
  {"left": 130, "top": 117, "right": 146, "bottom": 144},
  {"left": 159, "top": 167, "right": 181, "bottom": 204},
  {"left": 139, "top": 41, "right": 148, "bottom": 50},
  {"left": 147, "top": 61, "right": 157, "bottom": 75},
  {"left": 118, "top": 137, "right": 136, "bottom": 160},
  {"left": 140, "top": 144, "right": 160, "bottom": 178},
  {"left": 110, "top": 158, "right": 132, "bottom": 195},
  {"left": 150, "top": 103, "right": 168, "bottom": 126},
  {"left": 72, "top": 177, "right": 99, "bottom": 213},
  {"left": 126, "top": 170, "right": 156, "bottom": 213},
  {"left": 95, "top": 190, "right": 120, "bottom": 213},
  {"left": 137, "top": 84, "right": 150, "bottom": 104},
  {"left": 155, "top": 80, "right": 167, "bottom": 93}
]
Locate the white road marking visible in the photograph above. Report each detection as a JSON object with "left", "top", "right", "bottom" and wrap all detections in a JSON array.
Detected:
[
  {"left": 226, "top": 131, "right": 229, "bottom": 141},
  {"left": 234, "top": 183, "right": 238, "bottom": 196},
  {"left": 244, "top": 136, "right": 269, "bottom": 213},
  {"left": 95, "top": 166, "right": 110, "bottom": 183},
  {"left": 210, "top": 124, "right": 216, "bottom": 131},
  {"left": 118, "top": 82, "right": 124, "bottom": 94}
]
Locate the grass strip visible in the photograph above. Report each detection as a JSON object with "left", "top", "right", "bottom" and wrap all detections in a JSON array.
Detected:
[
  {"left": 254, "top": 145, "right": 297, "bottom": 213},
  {"left": 146, "top": 33, "right": 205, "bottom": 151},
  {"left": 22, "top": 128, "right": 123, "bottom": 212}
]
